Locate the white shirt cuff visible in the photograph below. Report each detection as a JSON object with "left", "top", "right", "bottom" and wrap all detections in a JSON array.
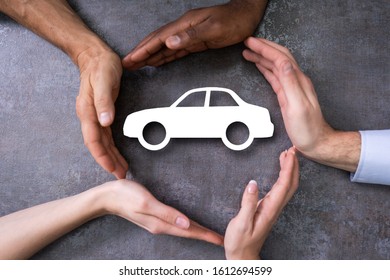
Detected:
[{"left": 351, "top": 129, "right": 390, "bottom": 186}]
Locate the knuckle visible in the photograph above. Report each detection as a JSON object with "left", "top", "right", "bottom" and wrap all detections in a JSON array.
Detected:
[
  {"left": 148, "top": 225, "right": 162, "bottom": 235},
  {"left": 137, "top": 197, "right": 150, "bottom": 211},
  {"left": 276, "top": 58, "right": 293, "bottom": 72},
  {"left": 82, "top": 138, "right": 101, "bottom": 152},
  {"left": 185, "top": 26, "right": 198, "bottom": 40},
  {"left": 206, "top": 17, "right": 224, "bottom": 32},
  {"left": 183, "top": 9, "right": 197, "bottom": 18},
  {"left": 262, "top": 212, "right": 276, "bottom": 225},
  {"left": 94, "top": 96, "right": 110, "bottom": 108},
  {"left": 75, "top": 96, "right": 85, "bottom": 118},
  {"left": 83, "top": 139, "right": 91, "bottom": 148},
  {"left": 281, "top": 46, "right": 291, "bottom": 54},
  {"left": 75, "top": 104, "right": 83, "bottom": 119}
]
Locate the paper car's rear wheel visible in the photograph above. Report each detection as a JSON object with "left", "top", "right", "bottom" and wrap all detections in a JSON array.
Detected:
[
  {"left": 222, "top": 122, "right": 254, "bottom": 151},
  {"left": 139, "top": 122, "right": 170, "bottom": 151}
]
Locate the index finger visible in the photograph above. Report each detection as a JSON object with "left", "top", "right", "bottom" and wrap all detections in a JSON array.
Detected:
[
  {"left": 139, "top": 214, "right": 224, "bottom": 246},
  {"left": 267, "top": 148, "right": 299, "bottom": 208},
  {"left": 246, "top": 38, "right": 311, "bottom": 109},
  {"left": 141, "top": 198, "right": 190, "bottom": 229},
  {"left": 244, "top": 37, "right": 298, "bottom": 66},
  {"left": 137, "top": 195, "right": 224, "bottom": 245},
  {"left": 254, "top": 148, "right": 299, "bottom": 229},
  {"left": 258, "top": 148, "right": 299, "bottom": 217},
  {"left": 186, "top": 220, "right": 224, "bottom": 246}
]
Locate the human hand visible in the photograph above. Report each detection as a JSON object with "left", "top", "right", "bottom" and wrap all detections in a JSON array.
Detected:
[
  {"left": 99, "top": 179, "right": 224, "bottom": 246},
  {"left": 0, "top": 0, "right": 128, "bottom": 179},
  {"left": 243, "top": 37, "right": 333, "bottom": 157},
  {"left": 242, "top": 37, "right": 360, "bottom": 172},
  {"left": 0, "top": 178, "right": 222, "bottom": 260},
  {"left": 76, "top": 48, "right": 128, "bottom": 179},
  {"left": 122, "top": 0, "right": 267, "bottom": 70},
  {"left": 224, "top": 147, "right": 299, "bottom": 259}
]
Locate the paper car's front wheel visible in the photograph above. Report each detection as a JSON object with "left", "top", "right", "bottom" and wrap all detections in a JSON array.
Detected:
[
  {"left": 222, "top": 122, "right": 254, "bottom": 151},
  {"left": 139, "top": 122, "right": 170, "bottom": 151}
]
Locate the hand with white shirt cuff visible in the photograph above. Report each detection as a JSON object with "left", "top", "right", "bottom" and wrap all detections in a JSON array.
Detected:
[
  {"left": 243, "top": 37, "right": 390, "bottom": 186},
  {"left": 351, "top": 130, "right": 390, "bottom": 185}
]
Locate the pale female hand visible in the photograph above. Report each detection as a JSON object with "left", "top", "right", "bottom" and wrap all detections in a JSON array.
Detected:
[{"left": 224, "top": 147, "right": 299, "bottom": 259}]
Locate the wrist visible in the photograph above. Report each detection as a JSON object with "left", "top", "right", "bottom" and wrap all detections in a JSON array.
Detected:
[
  {"left": 226, "top": 251, "right": 261, "bottom": 260},
  {"left": 229, "top": 0, "right": 268, "bottom": 26},
  {"left": 230, "top": 0, "right": 267, "bottom": 9},
  {"left": 83, "top": 183, "right": 113, "bottom": 218},
  {"left": 297, "top": 123, "right": 336, "bottom": 158},
  {"left": 225, "top": 241, "right": 262, "bottom": 260},
  {"left": 300, "top": 128, "right": 361, "bottom": 172},
  {"left": 90, "top": 180, "right": 126, "bottom": 217},
  {"left": 73, "top": 39, "right": 115, "bottom": 70}
]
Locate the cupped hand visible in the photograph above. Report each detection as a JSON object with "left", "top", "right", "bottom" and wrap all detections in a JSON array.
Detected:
[
  {"left": 101, "top": 179, "right": 224, "bottom": 246},
  {"left": 123, "top": 1, "right": 266, "bottom": 70},
  {"left": 76, "top": 48, "right": 128, "bottom": 179},
  {"left": 224, "top": 147, "right": 299, "bottom": 260},
  {"left": 242, "top": 37, "right": 335, "bottom": 159}
]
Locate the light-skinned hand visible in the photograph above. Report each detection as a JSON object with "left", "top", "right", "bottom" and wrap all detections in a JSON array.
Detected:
[
  {"left": 76, "top": 48, "right": 128, "bottom": 179},
  {"left": 0, "top": 0, "right": 130, "bottom": 178},
  {"left": 0, "top": 179, "right": 223, "bottom": 259},
  {"left": 224, "top": 147, "right": 299, "bottom": 259},
  {"left": 242, "top": 37, "right": 360, "bottom": 172},
  {"left": 100, "top": 179, "right": 224, "bottom": 246}
]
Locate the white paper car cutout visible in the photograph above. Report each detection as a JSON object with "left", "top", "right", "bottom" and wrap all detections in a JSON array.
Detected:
[{"left": 123, "top": 87, "right": 274, "bottom": 151}]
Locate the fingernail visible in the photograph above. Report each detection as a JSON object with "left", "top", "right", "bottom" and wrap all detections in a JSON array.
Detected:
[
  {"left": 99, "top": 112, "right": 112, "bottom": 126},
  {"left": 167, "top": 35, "right": 181, "bottom": 47},
  {"left": 248, "top": 180, "right": 258, "bottom": 193},
  {"left": 175, "top": 216, "right": 190, "bottom": 229}
]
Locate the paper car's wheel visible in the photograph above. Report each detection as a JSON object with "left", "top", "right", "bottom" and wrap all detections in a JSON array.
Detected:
[
  {"left": 222, "top": 122, "right": 254, "bottom": 151},
  {"left": 139, "top": 122, "right": 170, "bottom": 151}
]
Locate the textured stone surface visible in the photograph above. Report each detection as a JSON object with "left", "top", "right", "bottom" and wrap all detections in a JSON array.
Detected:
[{"left": 0, "top": 0, "right": 389, "bottom": 259}]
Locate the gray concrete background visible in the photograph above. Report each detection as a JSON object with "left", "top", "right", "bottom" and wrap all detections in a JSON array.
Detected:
[{"left": 0, "top": 0, "right": 389, "bottom": 259}]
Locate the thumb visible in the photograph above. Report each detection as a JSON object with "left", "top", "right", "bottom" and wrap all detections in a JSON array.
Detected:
[
  {"left": 165, "top": 21, "right": 212, "bottom": 50},
  {"left": 93, "top": 78, "right": 116, "bottom": 127},
  {"left": 235, "top": 180, "right": 259, "bottom": 226}
]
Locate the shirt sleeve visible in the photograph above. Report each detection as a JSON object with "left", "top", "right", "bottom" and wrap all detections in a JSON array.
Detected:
[{"left": 351, "top": 129, "right": 390, "bottom": 186}]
